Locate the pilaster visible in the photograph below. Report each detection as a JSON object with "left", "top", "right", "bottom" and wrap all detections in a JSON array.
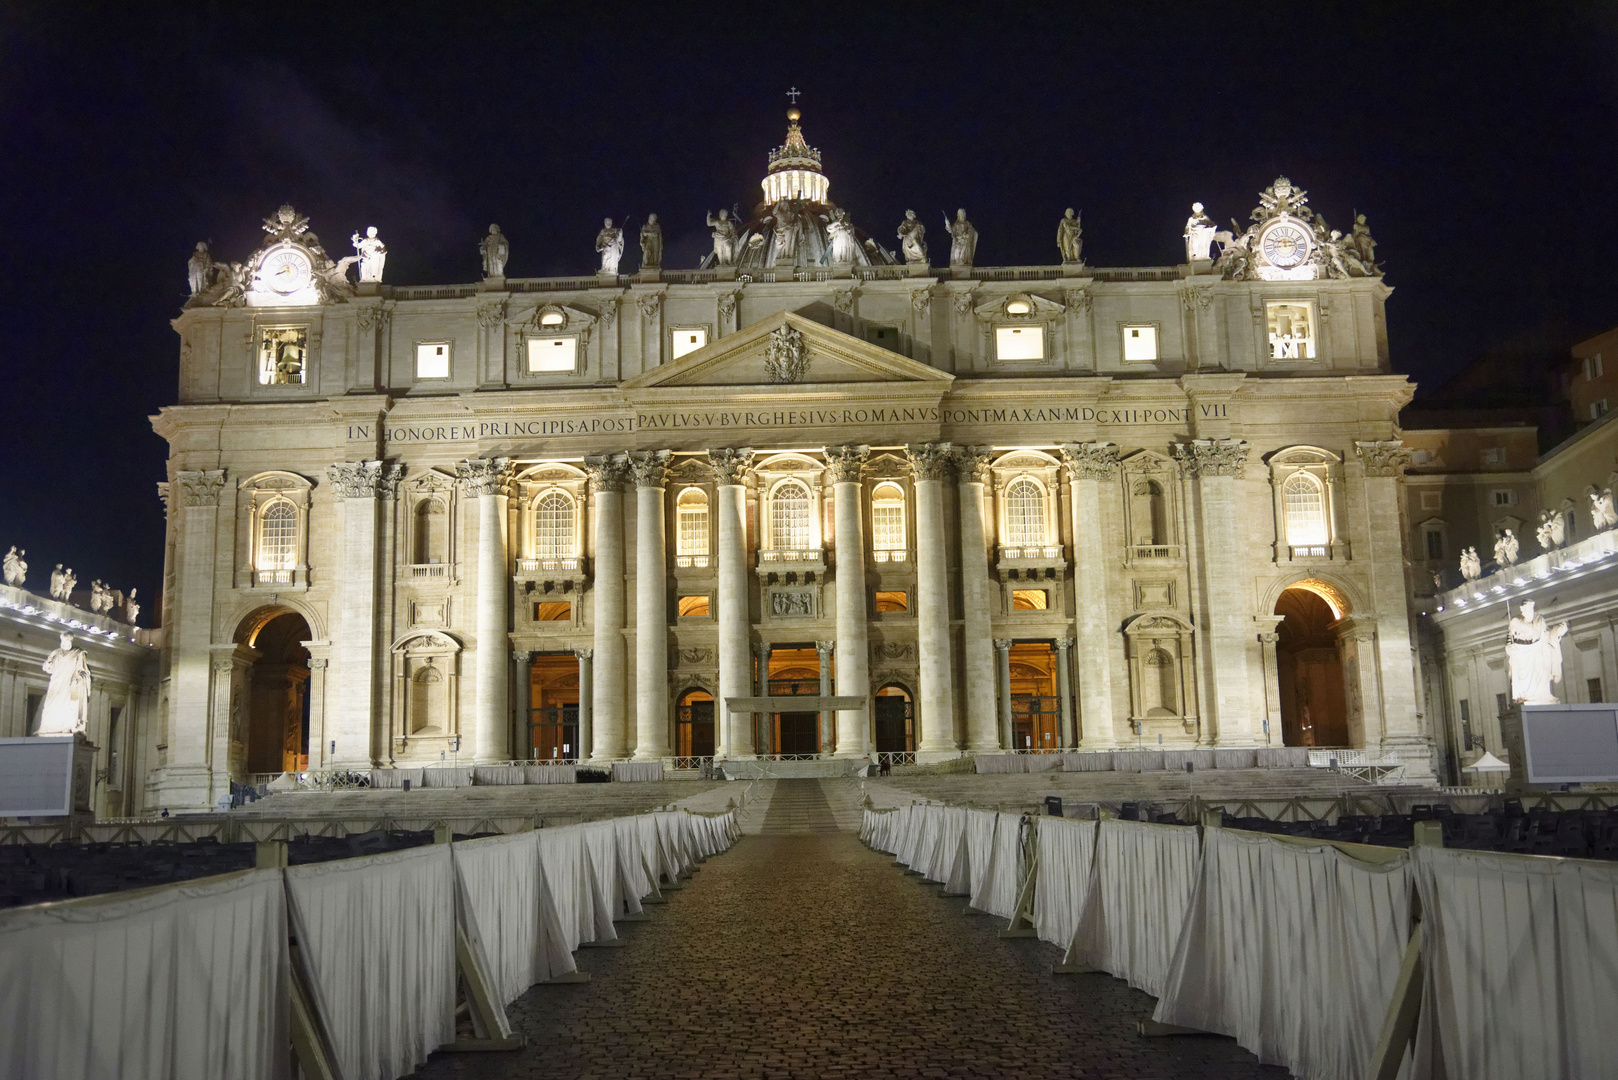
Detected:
[{"left": 157, "top": 468, "right": 227, "bottom": 808}]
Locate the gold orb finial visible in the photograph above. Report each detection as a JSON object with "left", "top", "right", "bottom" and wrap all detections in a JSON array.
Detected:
[{"left": 787, "top": 107, "right": 801, "bottom": 122}]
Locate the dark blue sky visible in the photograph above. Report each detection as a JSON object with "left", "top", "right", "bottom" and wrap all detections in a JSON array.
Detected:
[{"left": 3, "top": 3, "right": 1616, "bottom": 616}]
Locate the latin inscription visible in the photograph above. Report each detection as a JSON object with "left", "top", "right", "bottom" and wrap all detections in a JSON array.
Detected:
[{"left": 346, "top": 403, "right": 1230, "bottom": 444}]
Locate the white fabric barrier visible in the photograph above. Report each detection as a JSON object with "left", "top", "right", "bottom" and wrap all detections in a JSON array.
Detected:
[
  {"left": 284, "top": 843, "right": 456, "bottom": 1080},
  {"left": 611, "top": 761, "right": 664, "bottom": 782},
  {"left": 1154, "top": 828, "right": 1413, "bottom": 1080},
  {"left": 421, "top": 767, "right": 474, "bottom": 788},
  {"left": 1412, "top": 846, "right": 1618, "bottom": 1080},
  {"left": 925, "top": 806, "right": 968, "bottom": 884},
  {"left": 538, "top": 824, "right": 602, "bottom": 953},
  {"left": 1069, "top": 819, "right": 1201, "bottom": 996},
  {"left": 0, "top": 869, "right": 290, "bottom": 1080},
  {"left": 370, "top": 768, "right": 424, "bottom": 788},
  {"left": 971, "top": 812, "right": 1024, "bottom": 919},
  {"left": 581, "top": 821, "right": 624, "bottom": 942},
  {"left": 614, "top": 816, "right": 655, "bottom": 912},
  {"left": 451, "top": 830, "right": 577, "bottom": 1005},
  {"left": 525, "top": 764, "right": 576, "bottom": 784},
  {"left": 1033, "top": 816, "right": 1097, "bottom": 949},
  {"left": 474, "top": 765, "right": 527, "bottom": 785}
]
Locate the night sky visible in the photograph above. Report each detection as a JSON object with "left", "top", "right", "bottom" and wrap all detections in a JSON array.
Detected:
[{"left": 3, "top": 4, "right": 1616, "bottom": 620}]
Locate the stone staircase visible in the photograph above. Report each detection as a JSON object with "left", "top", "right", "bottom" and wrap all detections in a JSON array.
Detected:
[{"left": 226, "top": 778, "right": 725, "bottom": 824}]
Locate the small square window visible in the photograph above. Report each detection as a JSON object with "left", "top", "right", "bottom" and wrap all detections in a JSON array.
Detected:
[
  {"left": 1587, "top": 354, "right": 1604, "bottom": 380},
  {"left": 995, "top": 325, "right": 1044, "bottom": 361},
  {"left": 1424, "top": 530, "right": 1444, "bottom": 560},
  {"left": 869, "top": 326, "right": 899, "bottom": 348},
  {"left": 1266, "top": 301, "right": 1317, "bottom": 360},
  {"left": 527, "top": 336, "right": 578, "bottom": 373},
  {"left": 874, "top": 590, "right": 908, "bottom": 613},
  {"left": 415, "top": 342, "right": 449, "bottom": 380},
  {"left": 259, "top": 326, "right": 308, "bottom": 385},
  {"left": 1491, "top": 489, "right": 1517, "bottom": 507},
  {"left": 1482, "top": 447, "right": 1506, "bottom": 466},
  {"left": 670, "top": 327, "right": 708, "bottom": 360},
  {"left": 677, "top": 595, "right": 711, "bottom": 618},
  {"left": 1012, "top": 588, "right": 1048, "bottom": 610},
  {"left": 1419, "top": 491, "right": 1441, "bottom": 511},
  {"left": 1122, "top": 325, "right": 1158, "bottom": 362},
  {"left": 534, "top": 601, "right": 571, "bottom": 621},
  {"left": 1593, "top": 399, "right": 1609, "bottom": 420}
]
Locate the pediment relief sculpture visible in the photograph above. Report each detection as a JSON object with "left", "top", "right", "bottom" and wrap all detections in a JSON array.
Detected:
[{"left": 971, "top": 291, "right": 1066, "bottom": 323}]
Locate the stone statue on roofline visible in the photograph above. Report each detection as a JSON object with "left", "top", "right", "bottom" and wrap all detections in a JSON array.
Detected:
[
  {"left": 1056, "top": 208, "right": 1083, "bottom": 264},
  {"left": 640, "top": 214, "right": 663, "bottom": 270},
  {"left": 1536, "top": 509, "right": 1565, "bottom": 551},
  {"left": 1459, "top": 547, "right": 1482, "bottom": 581},
  {"left": 1591, "top": 487, "right": 1617, "bottom": 532},
  {"left": 596, "top": 218, "right": 624, "bottom": 274},
  {"left": 897, "top": 210, "right": 927, "bottom": 265},
  {"left": 824, "top": 207, "right": 859, "bottom": 264},
  {"left": 124, "top": 587, "right": 140, "bottom": 626},
  {"left": 707, "top": 208, "right": 738, "bottom": 266},
  {"left": 1507, "top": 599, "right": 1569, "bottom": 705},
  {"left": 1494, "top": 529, "right": 1519, "bottom": 567},
  {"left": 49, "top": 564, "right": 75, "bottom": 602},
  {"left": 3, "top": 546, "right": 25, "bottom": 588},
  {"left": 1184, "top": 203, "right": 1216, "bottom": 262},
  {"left": 1349, "top": 213, "right": 1379, "bottom": 271},
  {"left": 480, "top": 224, "right": 509, "bottom": 277},
  {"left": 943, "top": 208, "right": 977, "bottom": 267},
  {"left": 350, "top": 227, "right": 387, "bottom": 282},
  {"left": 187, "top": 242, "right": 215, "bottom": 295}
]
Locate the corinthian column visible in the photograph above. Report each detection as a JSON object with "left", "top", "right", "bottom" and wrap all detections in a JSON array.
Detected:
[
  {"left": 457, "top": 457, "right": 513, "bottom": 762},
  {"left": 907, "top": 443, "right": 956, "bottom": 755},
  {"left": 161, "top": 469, "right": 226, "bottom": 808},
  {"left": 708, "top": 448, "right": 754, "bottom": 758},
  {"left": 956, "top": 447, "right": 999, "bottom": 751},
  {"left": 1174, "top": 439, "right": 1255, "bottom": 745},
  {"left": 629, "top": 451, "right": 672, "bottom": 761},
  {"left": 584, "top": 455, "right": 629, "bottom": 760},
  {"left": 1059, "top": 442, "right": 1121, "bottom": 748},
  {"left": 825, "top": 444, "right": 871, "bottom": 757}
]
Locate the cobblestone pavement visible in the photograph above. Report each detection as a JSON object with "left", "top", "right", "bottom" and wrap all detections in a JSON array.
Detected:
[{"left": 413, "top": 780, "right": 1281, "bottom": 1080}]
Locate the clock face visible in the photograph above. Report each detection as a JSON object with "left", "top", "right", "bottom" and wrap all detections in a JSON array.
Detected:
[
  {"left": 261, "top": 247, "right": 312, "bottom": 294},
  {"left": 1261, "top": 223, "right": 1311, "bottom": 270}
]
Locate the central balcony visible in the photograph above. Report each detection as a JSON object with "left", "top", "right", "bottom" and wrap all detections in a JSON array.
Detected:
[
  {"left": 996, "top": 544, "right": 1068, "bottom": 582},
  {"left": 757, "top": 547, "right": 825, "bottom": 584}
]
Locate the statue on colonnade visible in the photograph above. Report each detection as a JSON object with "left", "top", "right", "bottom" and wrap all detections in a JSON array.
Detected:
[
  {"left": 3, "top": 546, "right": 25, "bottom": 587},
  {"left": 596, "top": 218, "right": 625, "bottom": 274},
  {"left": 1056, "top": 208, "right": 1083, "bottom": 264},
  {"left": 1507, "top": 600, "right": 1569, "bottom": 705},
  {"left": 35, "top": 633, "right": 91, "bottom": 736}
]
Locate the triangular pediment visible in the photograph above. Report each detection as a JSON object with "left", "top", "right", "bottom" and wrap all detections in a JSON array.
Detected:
[{"left": 620, "top": 311, "right": 953, "bottom": 389}]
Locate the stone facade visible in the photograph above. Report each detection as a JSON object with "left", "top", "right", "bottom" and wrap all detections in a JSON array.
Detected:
[{"left": 146, "top": 117, "right": 1428, "bottom": 809}]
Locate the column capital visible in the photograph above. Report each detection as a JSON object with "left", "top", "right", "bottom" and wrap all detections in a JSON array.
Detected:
[
  {"left": 753, "top": 641, "right": 774, "bottom": 660},
  {"left": 707, "top": 447, "right": 754, "bottom": 485},
  {"left": 455, "top": 457, "right": 513, "bottom": 498},
  {"left": 512, "top": 649, "right": 533, "bottom": 663},
  {"left": 1058, "top": 441, "right": 1120, "bottom": 482},
  {"left": 954, "top": 446, "right": 994, "bottom": 484},
  {"left": 1173, "top": 438, "right": 1249, "bottom": 479},
  {"left": 582, "top": 455, "right": 629, "bottom": 494},
  {"left": 626, "top": 449, "right": 672, "bottom": 487},
  {"left": 815, "top": 640, "right": 836, "bottom": 655},
  {"left": 329, "top": 460, "right": 403, "bottom": 500},
  {"left": 174, "top": 469, "right": 226, "bottom": 507},
  {"left": 1354, "top": 439, "right": 1412, "bottom": 477},
  {"left": 573, "top": 647, "right": 594, "bottom": 661},
  {"left": 993, "top": 638, "right": 1012, "bottom": 650},
  {"left": 823, "top": 445, "right": 870, "bottom": 483},
  {"left": 307, "top": 657, "right": 329, "bottom": 670},
  {"left": 1056, "top": 636, "right": 1075, "bottom": 650},
  {"left": 905, "top": 442, "right": 955, "bottom": 481}
]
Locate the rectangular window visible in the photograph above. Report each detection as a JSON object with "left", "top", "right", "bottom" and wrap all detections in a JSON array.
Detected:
[
  {"left": 1589, "top": 677, "right": 1604, "bottom": 703},
  {"left": 874, "top": 590, "right": 908, "bottom": 613},
  {"left": 1122, "top": 324, "right": 1159, "bottom": 362},
  {"left": 1420, "top": 491, "right": 1441, "bottom": 510},
  {"left": 1012, "top": 588, "right": 1048, "bottom": 610},
  {"left": 1266, "top": 301, "right": 1317, "bottom": 359},
  {"left": 1424, "top": 530, "right": 1444, "bottom": 560},
  {"left": 1587, "top": 354, "right": 1604, "bottom": 380},
  {"left": 677, "top": 595, "right": 711, "bottom": 618},
  {"left": 258, "top": 326, "right": 308, "bottom": 385},
  {"left": 534, "top": 601, "right": 571, "bottom": 622},
  {"left": 527, "top": 336, "right": 579, "bottom": 373},
  {"left": 1593, "top": 399, "right": 1609, "bottom": 420},
  {"left": 1459, "top": 698, "right": 1470, "bottom": 726},
  {"left": 415, "top": 342, "right": 450, "bottom": 379},
  {"left": 1482, "top": 447, "right": 1506, "bottom": 465},
  {"left": 25, "top": 693, "right": 41, "bottom": 736},
  {"left": 1491, "top": 489, "right": 1517, "bottom": 507},
  {"left": 869, "top": 326, "right": 899, "bottom": 348},
  {"left": 1495, "top": 692, "right": 1508, "bottom": 717},
  {"left": 1411, "top": 449, "right": 1436, "bottom": 465},
  {"left": 995, "top": 325, "right": 1044, "bottom": 361},
  {"left": 670, "top": 327, "right": 708, "bottom": 360}
]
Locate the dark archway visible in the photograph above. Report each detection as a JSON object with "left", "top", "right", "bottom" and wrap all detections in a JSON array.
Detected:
[
  {"left": 245, "top": 611, "right": 311, "bottom": 773},
  {"left": 530, "top": 653, "right": 580, "bottom": 761},
  {"left": 1275, "top": 587, "right": 1349, "bottom": 747},
  {"left": 676, "top": 688, "right": 715, "bottom": 759},
  {"left": 873, "top": 684, "right": 914, "bottom": 753}
]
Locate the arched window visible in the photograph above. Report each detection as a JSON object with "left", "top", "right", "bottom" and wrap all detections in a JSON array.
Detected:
[
  {"left": 534, "top": 491, "right": 576, "bottom": 559},
  {"left": 257, "top": 500, "right": 298, "bottom": 573},
  {"left": 871, "top": 482, "right": 906, "bottom": 561},
  {"left": 1283, "top": 472, "right": 1329, "bottom": 547},
  {"left": 1004, "top": 478, "right": 1046, "bottom": 549},
  {"left": 770, "top": 479, "right": 813, "bottom": 550},
  {"left": 414, "top": 498, "right": 446, "bottom": 564},
  {"left": 676, "top": 488, "right": 709, "bottom": 566}
]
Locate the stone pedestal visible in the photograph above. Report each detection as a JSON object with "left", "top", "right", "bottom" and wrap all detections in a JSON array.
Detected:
[
  {"left": 0, "top": 735, "right": 97, "bottom": 824},
  {"left": 905, "top": 263, "right": 931, "bottom": 278}
]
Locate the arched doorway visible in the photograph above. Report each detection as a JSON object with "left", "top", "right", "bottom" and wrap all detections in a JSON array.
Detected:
[
  {"left": 1275, "top": 584, "right": 1349, "bottom": 747},
  {"left": 244, "top": 611, "right": 312, "bottom": 773},
  {"left": 873, "top": 684, "right": 914, "bottom": 753},
  {"left": 676, "top": 688, "right": 715, "bottom": 759}
]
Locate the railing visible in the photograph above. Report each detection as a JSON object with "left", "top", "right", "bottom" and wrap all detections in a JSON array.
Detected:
[
  {"left": 242, "top": 770, "right": 374, "bottom": 791},
  {"left": 506, "top": 276, "right": 614, "bottom": 292},
  {"left": 872, "top": 549, "right": 908, "bottom": 563},
  {"left": 1088, "top": 267, "right": 1181, "bottom": 282},
  {"left": 873, "top": 751, "right": 917, "bottom": 769},
  {"left": 758, "top": 548, "right": 822, "bottom": 563},
  {"left": 855, "top": 265, "right": 906, "bottom": 280},
  {"left": 999, "top": 545, "right": 1063, "bottom": 560},
  {"left": 1130, "top": 545, "right": 1180, "bottom": 560},
  {"left": 971, "top": 265, "right": 1067, "bottom": 281},
  {"left": 254, "top": 569, "right": 293, "bottom": 585},
  {"left": 388, "top": 284, "right": 479, "bottom": 300},
  {"left": 754, "top": 753, "right": 822, "bottom": 762},
  {"left": 516, "top": 557, "right": 580, "bottom": 573},
  {"left": 408, "top": 563, "right": 450, "bottom": 579},
  {"left": 675, "top": 555, "right": 711, "bottom": 568},
  {"left": 1289, "top": 545, "right": 1330, "bottom": 559},
  {"left": 668, "top": 756, "right": 714, "bottom": 772}
]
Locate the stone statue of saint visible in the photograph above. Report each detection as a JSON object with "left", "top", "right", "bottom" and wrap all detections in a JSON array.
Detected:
[
  {"left": 707, "top": 209, "right": 738, "bottom": 266},
  {"left": 595, "top": 218, "right": 624, "bottom": 274},
  {"left": 1591, "top": 488, "right": 1617, "bottom": 532},
  {"left": 1459, "top": 547, "right": 1482, "bottom": 581},
  {"left": 480, "top": 224, "right": 509, "bottom": 277},
  {"left": 1056, "top": 208, "right": 1083, "bottom": 264},
  {"left": 90, "top": 580, "right": 111, "bottom": 614},
  {"left": 943, "top": 208, "right": 977, "bottom": 267},
  {"left": 1536, "top": 510, "right": 1565, "bottom": 551},
  {"left": 351, "top": 227, "right": 387, "bottom": 282},
  {"left": 1349, "top": 213, "right": 1378, "bottom": 270},
  {"left": 187, "top": 242, "right": 214, "bottom": 295},
  {"left": 35, "top": 633, "right": 91, "bottom": 736},
  {"left": 124, "top": 587, "right": 140, "bottom": 626},
  {"left": 3, "top": 546, "right": 25, "bottom": 588},
  {"left": 640, "top": 214, "right": 663, "bottom": 270},
  {"left": 1507, "top": 600, "right": 1569, "bottom": 705},
  {"left": 824, "top": 208, "right": 859, "bottom": 264},
  {"left": 1184, "top": 203, "right": 1216, "bottom": 262},
  {"left": 49, "top": 564, "right": 75, "bottom": 602},
  {"left": 769, "top": 202, "right": 799, "bottom": 262},
  {"left": 897, "top": 210, "right": 927, "bottom": 265},
  {"left": 1495, "top": 529, "right": 1519, "bottom": 567}
]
